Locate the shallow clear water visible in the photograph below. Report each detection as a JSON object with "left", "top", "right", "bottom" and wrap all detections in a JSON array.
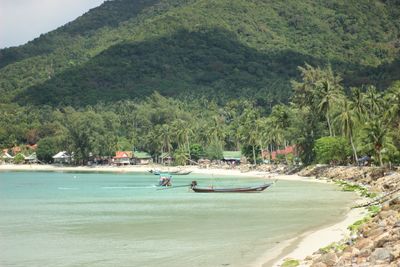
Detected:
[{"left": 0, "top": 171, "right": 356, "bottom": 267}]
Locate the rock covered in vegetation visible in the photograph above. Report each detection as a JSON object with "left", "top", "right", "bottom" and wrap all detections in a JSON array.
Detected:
[{"left": 298, "top": 165, "right": 399, "bottom": 192}]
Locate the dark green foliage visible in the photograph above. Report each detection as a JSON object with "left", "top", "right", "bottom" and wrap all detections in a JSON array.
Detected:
[
  {"left": 0, "top": 0, "right": 399, "bottom": 107},
  {"left": 36, "top": 137, "right": 61, "bottom": 163},
  {"left": 205, "top": 141, "right": 223, "bottom": 160},
  {"left": 0, "top": 0, "right": 399, "bottom": 166},
  {"left": 314, "top": 136, "right": 351, "bottom": 165},
  {"left": 189, "top": 144, "right": 204, "bottom": 161},
  {"left": 13, "top": 154, "right": 25, "bottom": 164},
  {"left": 16, "top": 29, "right": 297, "bottom": 106},
  {"left": 241, "top": 145, "right": 261, "bottom": 164},
  {"left": 0, "top": 0, "right": 161, "bottom": 68}
]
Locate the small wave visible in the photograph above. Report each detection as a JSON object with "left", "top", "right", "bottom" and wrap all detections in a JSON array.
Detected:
[
  {"left": 101, "top": 185, "right": 156, "bottom": 189},
  {"left": 58, "top": 187, "right": 79, "bottom": 190}
]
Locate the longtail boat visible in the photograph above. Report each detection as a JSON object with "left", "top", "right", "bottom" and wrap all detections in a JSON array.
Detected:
[
  {"left": 190, "top": 181, "right": 273, "bottom": 193},
  {"left": 174, "top": 170, "right": 192, "bottom": 175}
]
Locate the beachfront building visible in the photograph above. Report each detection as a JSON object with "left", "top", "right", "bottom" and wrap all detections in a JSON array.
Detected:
[
  {"left": 132, "top": 151, "right": 152, "bottom": 165},
  {"left": 25, "top": 152, "right": 38, "bottom": 164},
  {"left": 262, "top": 145, "right": 297, "bottom": 162},
  {"left": 1, "top": 150, "right": 14, "bottom": 163},
  {"left": 222, "top": 151, "right": 242, "bottom": 164},
  {"left": 53, "top": 151, "right": 72, "bottom": 164},
  {"left": 159, "top": 152, "right": 173, "bottom": 165},
  {"left": 113, "top": 151, "right": 132, "bottom": 166}
]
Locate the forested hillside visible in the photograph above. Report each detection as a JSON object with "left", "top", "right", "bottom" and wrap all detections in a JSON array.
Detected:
[{"left": 1, "top": 0, "right": 400, "bottom": 106}]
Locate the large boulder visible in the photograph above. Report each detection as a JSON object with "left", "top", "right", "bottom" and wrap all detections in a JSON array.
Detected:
[
  {"left": 355, "top": 238, "right": 374, "bottom": 250},
  {"left": 319, "top": 252, "right": 338, "bottom": 266},
  {"left": 369, "top": 248, "right": 394, "bottom": 264},
  {"left": 311, "top": 262, "right": 327, "bottom": 267}
]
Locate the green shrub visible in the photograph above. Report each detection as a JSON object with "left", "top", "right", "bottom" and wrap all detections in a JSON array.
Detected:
[
  {"left": 13, "top": 153, "right": 25, "bottom": 164},
  {"left": 281, "top": 259, "right": 300, "bottom": 267},
  {"left": 314, "top": 136, "right": 351, "bottom": 165}
]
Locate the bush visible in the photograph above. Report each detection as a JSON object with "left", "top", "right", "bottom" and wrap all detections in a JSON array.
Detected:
[
  {"left": 314, "top": 136, "right": 351, "bottom": 165},
  {"left": 36, "top": 137, "right": 62, "bottom": 163},
  {"left": 13, "top": 153, "right": 25, "bottom": 164},
  {"left": 190, "top": 144, "right": 204, "bottom": 161}
]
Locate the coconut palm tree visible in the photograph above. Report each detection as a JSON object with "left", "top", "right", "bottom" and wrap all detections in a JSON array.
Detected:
[
  {"left": 317, "top": 79, "right": 343, "bottom": 136},
  {"left": 334, "top": 99, "right": 358, "bottom": 163},
  {"left": 350, "top": 87, "right": 367, "bottom": 120},
  {"left": 158, "top": 124, "right": 173, "bottom": 164},
  {"left": 364, "top": 85, "right": 382, "bottom": 117},
  {"left": 385, "top": 82, "right": 400, "bottom": 124},
  {"left": 172, "top": 119, "right": 194, "bottom": 163},
  {"left": 362, "top": 117, "right": 393, "bottom": 166}
]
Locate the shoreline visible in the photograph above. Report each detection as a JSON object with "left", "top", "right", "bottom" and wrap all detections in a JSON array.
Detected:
[
  {"left": 266, "top": 207, "right": 366, "bottom": 267},
  {"left": 0, "top": 164, "right": 365, "bottom": 266},
  {"left": 0, "top": 164, "right": 323, "bottom": 183}
]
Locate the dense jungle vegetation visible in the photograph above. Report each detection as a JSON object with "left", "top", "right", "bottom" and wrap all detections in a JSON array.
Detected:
[
  {"left": 0, "top": 0, "right": 399, "bottom": 165},
  {"left": 1, "top": 0, "right": 400, "bottom": 106},
  {"left": 1, "top": 65, "right": 399, "bottom": 166}
]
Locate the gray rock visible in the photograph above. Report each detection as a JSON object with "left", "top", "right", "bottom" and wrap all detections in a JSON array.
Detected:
[
  {"left": 365, "top": 227, "right": 385, "bottom": 238},
  {"left": 355, "top": 238, "right": 374, "bottom": 250},
  {"left": 320, "top": 252, "right": 338, "bottom": 266},
  {"left": 373, "top": 232, "right": 390, "bottom": 248},
  {"left": 379, "top": 210, "right": 397, "bottom": 220},
  {"left": 370, "top": 248, "right": 394, "bottom": 264},
  {"left": 311, "top": 262, "right": 327, "bottom": 267}
]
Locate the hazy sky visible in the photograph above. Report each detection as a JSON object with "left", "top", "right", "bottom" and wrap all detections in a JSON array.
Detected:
[{"left": 0, "top": 0, "right": 105, "bottom": 48}]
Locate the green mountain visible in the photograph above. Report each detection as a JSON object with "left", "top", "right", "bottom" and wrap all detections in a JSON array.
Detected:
[{"left": 1, "top": 0, "right": 399, "bottom": 106}]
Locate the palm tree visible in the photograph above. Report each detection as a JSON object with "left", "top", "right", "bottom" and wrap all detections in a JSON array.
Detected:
[
  {"left": 334, "top": 99, "right": 358, "bottom": 163},
  {"left": 350, "top": 87, "right": 367, "bottom": 120},
  {"left": 385, "top": 82, "right": 400, "bottom": 124},
  {"left": 362, "top": 117, "right": 393, "bottom": 166},
  {"left": 317, "top": 79, "right": 343, "bottom": 136},
  {"left": 364, "top": 85, "right": 382, "bottom": 117},
  {"left": 174, "top": 147, "right": 189, "bottom": 166},
  {"left": 159, "top": 124, "right": 173, "bottom": 164},
  {"left": 172, "top": 119, "right": 194, "bottom": 164}
]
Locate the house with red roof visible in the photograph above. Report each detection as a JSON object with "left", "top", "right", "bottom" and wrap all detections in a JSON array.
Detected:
[
  {"left": 262, "top": 145, "right": 297, "bottom": 161},
  {"left": 113, "top": 151, "right": 132, "bottom": 165}
]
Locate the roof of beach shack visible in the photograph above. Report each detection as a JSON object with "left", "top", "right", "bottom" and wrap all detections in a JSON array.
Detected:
[
  {"left": 223, "top": 151, "right": 241, "bottom": 160},
  {"left": 133, "top": 151, "right": 152, "bottom": 159},
  {"left": 1, "top": 152, "right": 14, "bottom": 159},
  {"left": 114, "top": 151, "right": 132, "bottom": 159},
  {"left": 53, "top": 151, "right": 70, "bottom": 159},
  {"left": 25, "top": 152, "right": 37, "bottom": 160}
]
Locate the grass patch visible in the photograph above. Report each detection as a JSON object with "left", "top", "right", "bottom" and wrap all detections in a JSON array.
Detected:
[
  {"left": 348, "top": 217, "right": 370, "bottom": 233},
  {"left": 367, "top": 205, "right": 381, "bottom": 216},
  {"left": 281, "top": 259, "right": 300, "bottom": 267},
  {"left": 335, "top": 180, "right": 376, "bottom": 198},
  {"left": 319, "top": 242, "right": 347, "bottom": 254}
]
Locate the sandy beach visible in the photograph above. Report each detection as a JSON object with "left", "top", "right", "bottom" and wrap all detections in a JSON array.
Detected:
[
  {"left": 0, "top": 163, "right": 365, "bottom": 266},
  {"left": 266, "top": 208, "right": 366, "bottom": 267}
]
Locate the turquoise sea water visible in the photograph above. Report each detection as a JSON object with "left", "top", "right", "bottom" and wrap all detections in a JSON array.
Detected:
[{"left": 0, "top": 171, "right": 356, "bottom": 267}]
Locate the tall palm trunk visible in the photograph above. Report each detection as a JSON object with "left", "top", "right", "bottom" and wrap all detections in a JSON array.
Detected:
[
  {"left": 378, "top": 148, "right": 383, "bottom": 167},
  {"left": 349, "top": 134, "right": 358, "bottom": 164},
  {"left": 252, "top": 145, "right": 256, "bottom": 165},
  {"left": 161, "top": 147, "right": 164, "bottom": 164},
  {"left": 186, "top": 135, "right": 191, "bottom": 165},
  {"left": 326, "top": 114, "right": 333, "bottom": 136}
]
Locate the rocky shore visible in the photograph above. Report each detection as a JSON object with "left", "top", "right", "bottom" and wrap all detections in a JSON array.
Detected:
[{"left": 295, "top": 165, "right": 400, "bottom": 267}]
